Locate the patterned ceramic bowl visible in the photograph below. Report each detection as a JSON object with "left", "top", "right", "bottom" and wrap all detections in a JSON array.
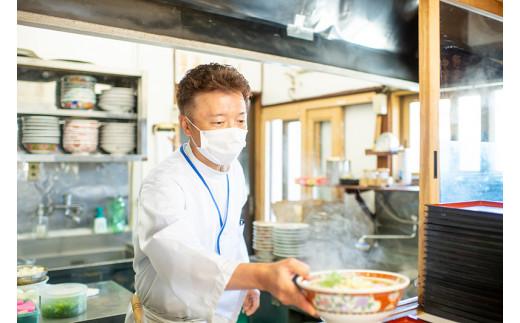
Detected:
[{"left": 296, "top": 270, "right": 410, "bottom": 323}]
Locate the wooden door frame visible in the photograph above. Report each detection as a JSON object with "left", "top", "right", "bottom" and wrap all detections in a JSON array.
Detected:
[
  {"left": 255, "top": 91, "right": 376, "bottom": 221},
  {"left": 304, "top": 107, "right": 345, "bottom": 177},
  {"left": 417, "top": 0, "right": 502, "bottom": 306}
]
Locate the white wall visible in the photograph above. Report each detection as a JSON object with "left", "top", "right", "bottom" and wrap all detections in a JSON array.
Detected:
[
  {"left": 174, "top": 49, "right": 262, "bottom": 92},
  {"left": 344, "top": 103, "right": 378, "bottom": 213},
  {"left": 344, "top": 103, "right": 377, "bottom": 178},
  {"left": 261, "top": 63, "right": 380, "bottom": 105}
]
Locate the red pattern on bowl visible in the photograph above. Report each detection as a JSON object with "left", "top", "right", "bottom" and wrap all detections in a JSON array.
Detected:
[{"left": 296, "top": 270, "right": 410, "bottom": 323}]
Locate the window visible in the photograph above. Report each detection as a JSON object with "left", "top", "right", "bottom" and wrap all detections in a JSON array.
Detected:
[
  {"left": 407, "top": 99, "right": 450, "bottom": 174},
  {"left": 405, "top": 90, "right": 503, "bottom": 202},
  {"left": 264, "top": 119, "right": 302, "bottom": 220},
  {"left": 438, "top": 90, "right": 503, "bottom": 202},
  {"left": 457, "top": 95, "right": 481, "bottom": 171}
]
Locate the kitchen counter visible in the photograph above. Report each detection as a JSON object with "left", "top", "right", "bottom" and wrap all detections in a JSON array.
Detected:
[{"left": 41, "top": 280, "right": 132, "bottom": 323}]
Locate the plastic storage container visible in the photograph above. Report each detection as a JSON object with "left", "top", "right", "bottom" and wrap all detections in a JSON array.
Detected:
[
  {"left": 17, "top": 299, "right": 39, "bottom": 323},
  {"left": 40, "top": 283, "right": 87, "bottom": 319},
  {"left": 17, "top": 308, "right": 39, "bottom": 323}
]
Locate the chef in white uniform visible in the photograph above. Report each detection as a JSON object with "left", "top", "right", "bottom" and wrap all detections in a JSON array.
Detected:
[{"left": 125, "top": 63, "right": 317, "bottom": 323}]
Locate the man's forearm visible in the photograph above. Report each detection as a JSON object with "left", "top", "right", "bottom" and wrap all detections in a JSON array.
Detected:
[{"left": 225, "top": 263, "right": 269, "bottom": 290}]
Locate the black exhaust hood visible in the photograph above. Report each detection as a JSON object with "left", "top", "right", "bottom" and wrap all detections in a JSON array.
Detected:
[{"left": 18, "top": 0, "right": 418, "bottom": 82}]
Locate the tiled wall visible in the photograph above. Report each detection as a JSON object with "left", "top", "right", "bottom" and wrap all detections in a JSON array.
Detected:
[{"left": 17, "top": 162, "right": 128, "bottom": 234}]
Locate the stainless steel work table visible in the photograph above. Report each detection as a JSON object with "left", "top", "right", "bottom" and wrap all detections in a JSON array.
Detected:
[{"left": 40, "top": 280, "right": 132, "bottom": 323}]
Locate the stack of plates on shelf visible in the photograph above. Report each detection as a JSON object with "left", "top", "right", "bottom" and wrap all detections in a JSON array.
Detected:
[
  {"left": 252, "top": 221, "right": 275, "bottom": 262},
  {"left": 98, "top": 87, "right": 135, "bottom": 112},
  {"left": 21, "top": 116, "right": 60, "bottom": 154},
  {"left": 62, "top": 119, "right": 99, "bottom": 154},
  {"left": 100, "top": 122, "right": 136, "bottom": 155},
  {"left": 60, "top": 75, "right": 97, "bottom": 110},
  {"left": 272, "top": 223, "right": 309, "bottom": 259},
  {"left": 423, "top": 201, "right": 503, "bottom": 323}
]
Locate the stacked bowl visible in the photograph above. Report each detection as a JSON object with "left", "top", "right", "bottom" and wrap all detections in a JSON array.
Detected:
[
  {"left": 252, "top": 221, "right": 275, "bottom": 262},
  {"left": 60, "top": 75, "right": 96, "bottom": 110},
  {"left": 272, "top": 223, "right": 309, "bottom": 259},
  {"left": 62, "top": 119, "right": 99, "bottom": 154},
  {"left": 21, "top": 116, "right": 61, "bottom": 154},
  {"left": 100, "top": 122, "right": 136, "bottom": 155},
  {"left": 98, "top": 87, "right": 135, "bottom": 113}
]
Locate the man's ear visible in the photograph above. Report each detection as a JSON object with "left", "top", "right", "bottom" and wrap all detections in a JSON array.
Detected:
[{"left": 179, "top": 115, "right": 192, "bottom": 137}]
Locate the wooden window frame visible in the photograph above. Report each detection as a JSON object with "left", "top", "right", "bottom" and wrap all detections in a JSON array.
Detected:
[
  {"left": 417, "top": 0, "right": 502, "bottom": 307},
  {"left": 255, "top": 91, "right": 376, "bottom": 221}
]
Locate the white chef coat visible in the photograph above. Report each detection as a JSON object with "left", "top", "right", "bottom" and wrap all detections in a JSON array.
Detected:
[{"left": 124, "top": 142, "right": 250, "bottom": 323}]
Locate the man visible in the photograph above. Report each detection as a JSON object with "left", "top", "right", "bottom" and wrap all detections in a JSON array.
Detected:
[{"left": 125, "top": 63, "right": 316, "bottom": 323}]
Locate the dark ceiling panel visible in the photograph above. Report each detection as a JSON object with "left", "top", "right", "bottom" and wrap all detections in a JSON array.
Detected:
[{"left": 18, "top": 0, "right": 418, "bottom": 82}]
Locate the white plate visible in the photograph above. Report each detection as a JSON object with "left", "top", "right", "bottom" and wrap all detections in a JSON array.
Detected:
[
  {"left": 23, "top": 116, "right": 59, "bottom": 121},
  {"left": 272, "top": 235, "right": 308, "bottom": 241},
  {"left": 99, "top": 104, "right": 134, "bottom": 112},
  {"left": 253, "top": 240, "right": 273, "bottom": 245},
  {"left": 22, "top": 139, "right": 60, "bottom": 144},
  {"left": 23, "top": 122, "right": 60, "bottom": 126},
  {"left": 99, "top": 101, "right": 135, "bottom": 107},
  {"left": 23, "top": 131, "right": 60, "bottom": 135},
  {"left": 101, "top": 144, "right": 136, "bottom": 149},
  {"left": 23, "top": 135, "right": 60, "bottom": 139},
  {"left": 103, "top": 123, "right": 136, "bottom": 127},
  {"left": 22, "top": 124, "right": 60, "bottom": 128},
  {"left": 100, "top": 136, "right": 135, "bottom": 140},
  {"left": 100, "top": 95, "right": 135, "bottom": 100},
  {"left": 101, "top": 141, "right": 135, "bottom": 145},
  {"left": 273, "top": 234, "right": 309, "bottom": 239},
  {"left": 273, "top": 223, "right": 309, "bottom": 229},
  {"left": 273, "top": 246, "right": 303, "bottom": 252},
  {"left": 104, "top": 87, "right": 134, "bottom": 93},
  {"left": 318, "top": 310, "right": 396, "bottom": 323},
  {"left": 253, "top": 221, "right": 275, "bottom": 227},
  {"left": 101, "top": 136, "right": 135, "bottom": 140},
  {"left": 101, "top": 130, "right": 136, "bottom": 134}
]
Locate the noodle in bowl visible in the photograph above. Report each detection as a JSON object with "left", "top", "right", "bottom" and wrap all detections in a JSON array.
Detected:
[{"left": 295, "top": 269, "right": 410, "bottom": 323}]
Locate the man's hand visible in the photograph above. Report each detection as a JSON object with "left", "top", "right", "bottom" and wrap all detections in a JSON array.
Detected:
[
  {"left": 260, "top": 258, "right": 318, "bottom": 317},
  {"left": 242, "top": 289, "right": 260, "bottom": 316},
  {"left": 227, "top": 258, "right": 318, "bottom": 317}
]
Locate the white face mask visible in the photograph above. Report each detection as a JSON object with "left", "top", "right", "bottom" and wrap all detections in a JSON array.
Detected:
[{"left": 186, "top": 117, "right": 248, "bottom": 166}]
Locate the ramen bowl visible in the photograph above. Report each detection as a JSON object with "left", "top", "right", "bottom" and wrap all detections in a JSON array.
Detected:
[{"left": 295, "top": 270, "right": 410, "bottom": 323}]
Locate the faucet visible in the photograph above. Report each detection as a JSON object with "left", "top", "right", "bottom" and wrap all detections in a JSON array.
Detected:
[
  {"left": 355, "top": 221, "right": 417, "bottom": 251},
  {"left": 47, "top": 193, "right": 84, "bottom": 224}
]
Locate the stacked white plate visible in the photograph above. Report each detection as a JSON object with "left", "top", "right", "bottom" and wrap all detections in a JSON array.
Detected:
[
  {"left": 253, "top": 221, "right": 275, "bottom": 262},
  {"left": 272, "top": 223, "right": 310, "bottom": 258},
  {"left": 21, "top": 116, "right": 61, "bottom": 153},
  {"left": 100, "top": 122, "right": 136, "bottom": 155},
  {"left": 63, "top": 119, "right": 99, "bottom": 154},
  {"left": 98, "top": 87, "right": 136, "bottom": 112}
]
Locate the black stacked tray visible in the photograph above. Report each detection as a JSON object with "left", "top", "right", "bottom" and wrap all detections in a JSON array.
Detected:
[{"left": 423, "top": 201, "right": 503, "bottom": 323}]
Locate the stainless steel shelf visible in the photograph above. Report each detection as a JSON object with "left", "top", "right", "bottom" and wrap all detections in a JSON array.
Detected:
[
  {"left": 17, "top": 106, "right": 138, "bottom": 120},
  {"left": 17, "top": 153, "right": 146, "bottom": 163},
  {"left": 17, "top": 56, "right": 142, "bottom": 77}
]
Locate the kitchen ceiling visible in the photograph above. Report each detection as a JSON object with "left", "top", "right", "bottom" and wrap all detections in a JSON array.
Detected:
[{"left": 18, "top": 0, "right": 419, "bottom": 83}]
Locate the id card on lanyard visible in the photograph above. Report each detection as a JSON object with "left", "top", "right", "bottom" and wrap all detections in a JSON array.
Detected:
[{"left": 180, "top": 144, "right": 229, "bottom": 255}]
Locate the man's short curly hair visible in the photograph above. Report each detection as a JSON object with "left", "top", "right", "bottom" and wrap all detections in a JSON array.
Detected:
[{"left": 176, "top": 63, "right": 251, "bottom": 116}]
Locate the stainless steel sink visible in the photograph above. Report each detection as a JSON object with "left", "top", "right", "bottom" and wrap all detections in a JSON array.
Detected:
[
  {"left": 28, "top": 248, "right": 134, "bottom": 268},
  {"left": 18, "top": 232, "right": 134, "bottom": 270}
]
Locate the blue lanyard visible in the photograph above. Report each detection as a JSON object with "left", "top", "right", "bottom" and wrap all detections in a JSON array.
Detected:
[{"left": 180, "top": 144, "right": 229, "bottom": 255}]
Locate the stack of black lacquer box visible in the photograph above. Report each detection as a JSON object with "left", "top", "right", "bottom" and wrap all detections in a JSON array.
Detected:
[{"left": 423, "top": 201, "right": 503, "bottom": 323}]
